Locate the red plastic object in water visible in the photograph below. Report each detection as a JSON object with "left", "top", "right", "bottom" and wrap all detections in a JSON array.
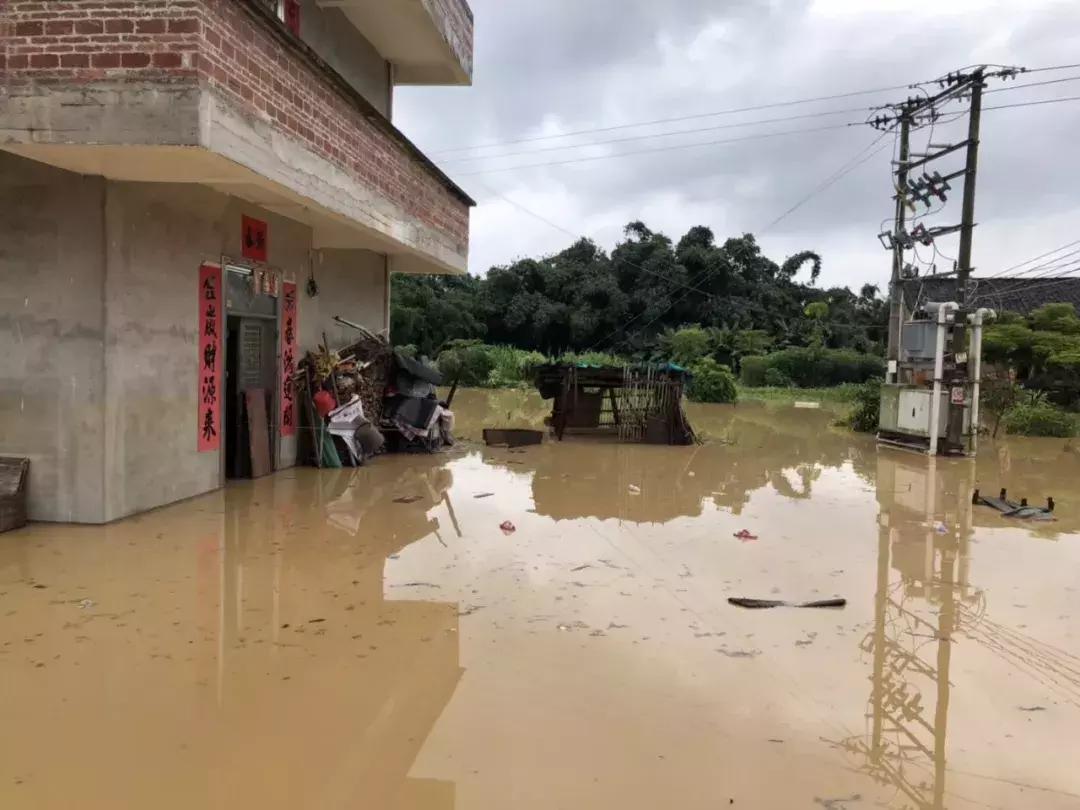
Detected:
[
  {"left": 733, "top": 529, "right": 758, "bottom": 541},
  {"left": 500, "top": 520, "right": 516, "bottom": 535}
]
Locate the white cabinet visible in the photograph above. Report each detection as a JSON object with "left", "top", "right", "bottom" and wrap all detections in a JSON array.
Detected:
[{"left": 897, "top": 389, "right": 949, "bottom": 437}]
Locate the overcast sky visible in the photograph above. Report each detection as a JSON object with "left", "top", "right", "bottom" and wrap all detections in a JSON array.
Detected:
[{"left": 395, "top": 0, "right": 1080, "bottom": 291}]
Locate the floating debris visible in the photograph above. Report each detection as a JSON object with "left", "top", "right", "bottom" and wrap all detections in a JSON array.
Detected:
[
  {"left": 733, "top": 529, "right": 758, "bottom": 541},
  {"left": 499, "top": 520, "right": 516, "bottom": 535},
  {"left": 393, "top": 496, "right": 422, "bottom": 504},
  {"left": 728, "top": 597, "right": 846, "bottom": 609}
]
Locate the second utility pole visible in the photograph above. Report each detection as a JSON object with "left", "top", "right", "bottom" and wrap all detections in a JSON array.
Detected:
[
  {"left": 955, "top": 69, "right": 985, "bottom": 303},
  {"left": 886, "top": 113, "right": 911, "bottom": 383}
]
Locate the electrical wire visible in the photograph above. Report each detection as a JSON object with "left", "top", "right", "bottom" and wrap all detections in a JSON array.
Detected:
[
  {"left": 759, "top": 130, "right": 894, "bottom": 233},
  {"left": 979, "top": 239, "right": 1080, "bottom": 280},
  {"left": 472, "top": 179, "right": 723, "bottom": 299},
  {"left": 982, "top": 94, "right": 1080, "bottom": 113},
  {"left": 429, "top": 81, "right": 932, "bottom": 156},
  {"left": 452, "top": 122, "right": 857, "bottom": 177},
  {"left": 450, "top": 94, "right": 1080, "bottom": 179},
  {"left": 439, "top": 105, "right": 872, "bottom": 165},
  {"left": 431, "top": 62, "right": 1080, "bottom": 158}
]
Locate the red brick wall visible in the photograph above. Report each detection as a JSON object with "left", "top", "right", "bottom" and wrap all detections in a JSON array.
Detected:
[{"left": 1, "top": 0, "right": 469, "bottom": 251}]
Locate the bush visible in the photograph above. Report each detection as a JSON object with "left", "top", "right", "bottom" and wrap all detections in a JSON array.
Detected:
[
  {"left": 688, "top": 358, "right": 738, "bottom": 403},
  {"left": 846, "top": 380, "right": 881, "bottom": 433},
  {"left": 559, "top": 350, "right": 627, "bottom": 367},
  {"left": 740, "top": 355, "right": 769, "bottom": 386},
  {"left": 763, "top": 367, "right": 792, "bottom": 387},
  {"left": 739, "top": 348, "right": 884, "bottom": 388},
  {"left": 436, "top": 340, "right": 497, "bottom": 386},
  {"left": 658, "top": 325, "right": 711, "bottom": 366},
  {"left": 1002, "top": 402, "right": 1078, "bottom": 437},
  {"left": 488, "top": 345, "right": 546, "bottom": 388}
]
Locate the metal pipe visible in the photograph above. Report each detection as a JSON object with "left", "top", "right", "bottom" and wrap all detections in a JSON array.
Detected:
[
  {"left": 928, "top": 302, "right": 958, "bottom": 455},
  {"left": 967, "top": 308, "right": 995, "bottom": 455}
]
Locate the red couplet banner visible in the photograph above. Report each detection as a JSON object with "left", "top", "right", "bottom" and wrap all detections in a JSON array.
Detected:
[
  {"left": 280, "top": 281, "right": 298, "bottom": 437},
  {"left": 198, "top": 264, "right": 223, "bottom": 452}
]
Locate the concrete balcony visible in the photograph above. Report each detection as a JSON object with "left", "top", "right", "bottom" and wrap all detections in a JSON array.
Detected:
[
  {"left": 319, "top": 0, "right": 473, "bottom": 85},
  {"left": 0, "top": 0, "right": 472, "bottom": 275}
]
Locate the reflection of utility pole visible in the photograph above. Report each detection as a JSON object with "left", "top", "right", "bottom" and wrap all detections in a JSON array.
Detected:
[{"left": 837, "top": 456, "right": 980, "bottom": 808}]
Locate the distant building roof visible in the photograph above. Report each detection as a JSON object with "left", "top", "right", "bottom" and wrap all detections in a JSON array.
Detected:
[{"left": 908, "top": 276, "right": 1080, "bottom": 315}]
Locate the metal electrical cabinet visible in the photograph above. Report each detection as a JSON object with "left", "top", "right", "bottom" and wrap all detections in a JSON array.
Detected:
[
  {"left": 881, "top": 386, "right": 970, "bottom": 439},
  {"left": 897, "top": 389, "right": 945, "bottom": 436}
]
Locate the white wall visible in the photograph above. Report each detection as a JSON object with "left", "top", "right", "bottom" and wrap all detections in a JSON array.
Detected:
[
  {"left": 0, "top": 153, "right": 108, "bottom": 523},
  {"left": 1, "top": 153, "right": 389, "bottom": 523}
]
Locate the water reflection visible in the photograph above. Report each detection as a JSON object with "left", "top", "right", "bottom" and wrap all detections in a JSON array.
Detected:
[
  {"left": 473, "top": 397, "right": 878, "bottom": 521},
  {"left": 830, "top": 453, "right": 976, "bottom": 809},
  {"left": 215, "top": 468, "right": 465, "bottom": 809},
  {"left": 835, "top": 449, "right": 1080, "bottom": 809}
]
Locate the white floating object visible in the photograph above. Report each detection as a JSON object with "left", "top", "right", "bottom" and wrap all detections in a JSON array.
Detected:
[{"left": 794, "top": 401, "right": 821, "bottom": 409}]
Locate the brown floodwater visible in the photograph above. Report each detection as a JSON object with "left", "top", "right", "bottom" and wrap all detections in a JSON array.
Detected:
[{"left": 2, "top": 389, "right": 1079, "bottom": 809}]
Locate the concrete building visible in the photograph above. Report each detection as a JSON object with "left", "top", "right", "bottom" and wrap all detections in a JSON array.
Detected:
[{"left": 0, "top": 0, "right": 475, "bottom": 523}]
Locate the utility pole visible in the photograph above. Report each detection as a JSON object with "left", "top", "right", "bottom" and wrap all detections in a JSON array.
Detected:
[
  {"left": 872, "top": 64, "right": 1023, "bottom": 454},
  {"left": 955, "top": 69, "right": 984, "bottom": 304},
  {"left": 886, "top": 114, "right": 912, "bottom": 383}
]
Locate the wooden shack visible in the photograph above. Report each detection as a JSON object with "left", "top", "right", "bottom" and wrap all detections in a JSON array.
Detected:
[{"left": 533, "top": 364, "right": 695, "bottom": 445}]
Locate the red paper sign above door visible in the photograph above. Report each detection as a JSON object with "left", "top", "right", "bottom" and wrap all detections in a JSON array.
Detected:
[
  {"left": 197, "top": 264, "right": 223, "bottom": 452},
  {"left": 241, "top": 215, "right": 268, "bottom": 262}
]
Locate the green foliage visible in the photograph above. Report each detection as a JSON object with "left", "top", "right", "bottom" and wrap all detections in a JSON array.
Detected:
[
  {"left": 436, "top": 340, "right": 497, "bottom": 386},
  {"left": 739, "top": 348, "right": 884, "bottom": 388},
  {"left": 739, "top": 355, "right": 770, "bottom": 386},
  {"left": 1029, "top": 303, "right": 1080, "bottom": 335},
  {"left": 688, "top": 358, "right": 738, "bottom": 403},
  {"left": 739, "top": 384, "right": 862, "bottom": 404},
  {"left": 558, "top": 350, "right": 628, "bottom": 367},
  {"left": 763, "top": 367, "right": 792, "bottom": 387},
  {"left": 487, "top": 345, "right": 546, "bottom": 388},
  {"left": 846, "top": 380, "right": 882, "bottom": 433},
  {"left": 982, "top": 323, "right": 1036, "bottom": 365},
  {"left": 657, "top": 325, "right": 711, "bottom": 366},
  {"left": 391, "top": 222, "right": 888, "bottom": 363},
  {"left": 1002, "top": 401, "right": 1078, "bottom": 437},
  {"left": 980, "top": 378, "right": 1022, "bottom": 438}
]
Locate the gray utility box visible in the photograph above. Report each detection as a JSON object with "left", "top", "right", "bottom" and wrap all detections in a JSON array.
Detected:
[
  {"left": 900, "top": 320, "right": 939, "bottom": 362},
  {"left": 880, "top": 384, "right": 970, "bottom": 439}
]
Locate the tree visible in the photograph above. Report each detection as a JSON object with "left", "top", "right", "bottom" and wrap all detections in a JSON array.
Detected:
[{"left": 389, "top": 221, "right": 890, "bottom": 363}]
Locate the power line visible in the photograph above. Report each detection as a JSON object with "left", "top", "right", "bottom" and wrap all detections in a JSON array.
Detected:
[
  {"left": 977, "top": 253, "right": 1080, "bottom": 299},
  {"left": 760, "top": 129, "right": 894, "bottom": 233},
  {"left": 473, "top": 179, "right": 722, "bottom": 299},
  {"left": 982, "top": 94, "right": 1080, "bottom": 113},
  {"left": 430, "top": 81, "right": 928, "bottom": 156},
  {"left": 451, "top": 95, "right": 1080, "bottom": 179},
  {"left": 440, "top": 105, "right": 871, "bottom": 166},
  {"left": 431, "top": 61, "right": 1080, "bottom": 158},
  {"left": 452, "top": 122, "right": 856, "bottom": 177},
  {"left": 985, "top": 74, "right": 1080, "bottom": 97},
  {"left": 980, "top": 239, "right": 1080, "bottom": 281},
  {"left": 974, "top": 270, "right": 1080, "bottom": 309}
]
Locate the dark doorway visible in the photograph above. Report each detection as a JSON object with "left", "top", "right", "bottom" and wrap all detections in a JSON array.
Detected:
[{"left": 224, "top": 267, "right": 279, "bottom": 479}]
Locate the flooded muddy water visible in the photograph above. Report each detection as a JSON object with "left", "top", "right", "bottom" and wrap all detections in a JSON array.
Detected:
[{"left": 2, "top": 389, "right": 1079, "bottom": 809}]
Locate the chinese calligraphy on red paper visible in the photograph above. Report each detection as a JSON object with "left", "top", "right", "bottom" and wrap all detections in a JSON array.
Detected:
[
  {"left": 280, "top": 281, "right": 298, "bottom": 437},
  {"left": 198, "top": 264, "right": 223, "bottom": 452},
  {"left": 241, "top": 215, "right": 268, "bottom": 262}
]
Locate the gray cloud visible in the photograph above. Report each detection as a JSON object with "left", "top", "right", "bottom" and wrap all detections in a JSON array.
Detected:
[{"left": 396, "top": 0, "right": 1080, "bottom": 289}]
